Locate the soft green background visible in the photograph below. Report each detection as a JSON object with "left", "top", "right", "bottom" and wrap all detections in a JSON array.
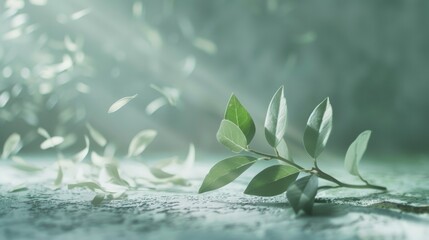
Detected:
[{"left": 1, "top": 0, "right": 428, "bottom": 159}]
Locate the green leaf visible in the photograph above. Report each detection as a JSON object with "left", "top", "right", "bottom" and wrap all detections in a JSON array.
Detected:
[
  {"left": 128, "top": 130, "right": 157, "bottom": 157},
  {"left": 344, "top": 130, "right": 372, "bottom": 176},
  {"left": 244, "top": 165, "right": 299, "bottom": 196},
  {"left": 264, "top": 86, "right": 287, "bottom": 147},
  {"left": 224, "top": 94, "right": 256, "bottom": 144},
  {"left": 303, "top": 98, "right": 333, "bottom": 158},
  {"left": 216, "top": 120, "right": 247, "bottom": 153},
  {"left": 2, "top": 133, "right": 22, "bottom": 159},
  {"left": 286, "top": 175, "right": 318, "bottom": 214},
  {"left": 108, "top": 94, "right": 137, "bottom": 113},
  {"left": 276, "top": 138, "right": 293, "bottom": 161},
  {"left": 199, "top": 156, "right": 257, "bottom": 193}
]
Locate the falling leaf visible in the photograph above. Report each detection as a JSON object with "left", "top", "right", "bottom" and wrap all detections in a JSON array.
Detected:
[
  {"left": 37, "top": 128, "right": 50, "bottom": 139},
  {"left": 40, "top": 136, "right": 64, "bottom": 150},
  {"left": 150, "top": 84, "right": 180, "bottom": 106},
  {"left": 64, "top": 35, "right": 78, "bottom": 52},
  {"left": 11, "top": 156, "right": 43, "bottom": 172},
  {"left": 128, "top": 130, "right": 157, "bottom": 157},
  {"left": 3, "top": 28, "right": 22, "bottom": 40},
  {"left": 193, "top": 37, "right": 217, "bottom": 54},
  {"left": 99, "top": 164, "right": 129, "bottom": 187},
  {"left": 54, "top": 164, "right": 63, "bottom": 188},
  {"left": 145, "top": 97, "right": 167, "bottom": 115},
  {"left": 70, "top": 8, "right": 91, "bottom": 21},
  {"left": 0, "top": 91, "right": 11, "bottom": 108},
  {"left": 76, "top": 82, "right": 90, "bottom": 93},
  {"left": 132, "top": 1, "right": 143, "bottom": 18},
  {"left": 71, "top": 136, "right": 89, "bottom": 163},
  {"left": 180, "top": 143, "right": 195, "bottom": 178},
  {"left": 86, "top": 123, "right": 107, "bottom": 147},
  {"left": 91, "top": 151, "right": 113, "bottom": 167},
  {"left": 183, "top": 56, "right": 196, "bottom": 76},
  {"left": 2, "top": 133, "right": 22, "bottom": 159},
  {"left": 29, "top": 0, "right": 48, "bottom": 6},
  {"left": 108, "top": 94, "right": 137, "bottom": 113}
]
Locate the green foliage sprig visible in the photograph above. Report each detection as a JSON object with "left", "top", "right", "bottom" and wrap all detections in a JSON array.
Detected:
[{"left": 199, "top": 86, "right": 386, "bottom": 215}]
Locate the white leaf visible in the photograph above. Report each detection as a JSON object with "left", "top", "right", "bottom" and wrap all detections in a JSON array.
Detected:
[
  {"left": 86, "top": 123, "right": 107, "bottom": 147},
  {"left": 54, "top": 164, "right": 63, "bottom": 188},
  {"left": 145, "top": 97, "right": 167, "bottom": 115},
  {"left": 180, "top": 143, "right": 195, "bottom": 178},
  {"left": 9, "top": 183, "right": 28, "bottom": 193},
  {"left": 108, "top": 94, "right": 137, "bottom": 113},
  {"left": 40, "top": 136, "right": 64, "bottom": 150},
  {"left": 29, "top": 0, "right": 48, "bottom": 6},
  {"left": 11, "top": 156, "right": 43, "bottom": 172},
  {"left": 150, "top": 84, "right": 180, "bottom": 106},
  {"left": 70, "top": 8, "right": 91, "bottom": 21},
  {"left": 2, "top": 133, "right": 22, "bottom": 159},
  {"left": 71, "top": 136, "right": 89, "bottom": 163},
  {"left": 128, "top": 130, "right": 157, "bottom": 157},
  {"left": 91, "top": 151, "right": 114, "bottom": 167},
  {"left": 99, "top": 164, "right": 129, "bottom": 187},
  {"left": 37, "top": 128, "right": 50, "bottom": 139}
]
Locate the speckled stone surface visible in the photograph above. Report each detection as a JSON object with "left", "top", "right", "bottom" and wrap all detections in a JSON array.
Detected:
[{"left": 0, "top": 159, "right": 428, "bottom": 240}]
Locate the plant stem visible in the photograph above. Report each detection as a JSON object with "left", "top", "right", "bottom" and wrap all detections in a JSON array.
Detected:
[{"left": 246, "top": 149, "right": 387, "bottom": 191}]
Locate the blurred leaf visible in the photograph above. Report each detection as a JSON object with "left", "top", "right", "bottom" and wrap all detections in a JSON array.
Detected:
[
  {"left": 86, "top": 123, "right": 107, "bottom": 147},
  {"left": 68, "top": 181, "right": 104, "bottom": 192},
  {"left": 199, "top": 156, "right": 257, "bottom": 193},
  {"left": 70, "top": 8, "right": 91, "bottom": 21},
  {"left": 54, "top": 164, "right": 63, "bottom": 188},
  {"left": 128, "top": 130, "right": 157, "bottom": 157},
  {"left": 245, "top": 165, "right": 299, "bottom": 196},
  {"left": 150, "top": 84, "right": 180, "bottom": 106},
  {"left": 286, "top": 175, "right": 318, "bottom": 214},
  {"left": 193, "top": 37, "right": 217, "bottom": 54},
  {"left": 2, "top": 133, "right": 22, "bottom": 159},
  {"left": 264, "top": 86, "right": 287, "bottom": 147},
  {"left": 91, "top": 193, "right": 105, "bottom": 206},
  {"left": 216, "top": 120, "right": 247, "bottom": 153},
  {"left": 11, "top": 156, "right": 43, "bottom": 172},
  {"left": 344, "top": 130, "right": 372, "bottom": 176},
  {"left": 224, "top": 94, "right": 256, "bottom": 144},
  {"left": 150, "top": 168, "right": 175, "bottom": 179},
  {"left": 40, "top": 136, "right": 64, "bottom": 150},
  {"left": 99, "top": 164, "right": 129, "bottom": 187},
  {"left": 37, "top": 128, "right": 50, "bottom": 139},
  {"left": 108, "top": 94, "right": 137, "bottom": 113},
  {"left": 71, "top": 136, "right": 89, "bottom": 163},
  {"left": 145, "top": 97, "right": 167, "bottom": 115},
  {"left": 303, "top": 98, "right": 333, "bottom": 158},
  {"left": 9, "top": 183, "right": 28, "bottom": 193},
  {"left": 91, "top": 151, "right": 114, "bottom": 167}
]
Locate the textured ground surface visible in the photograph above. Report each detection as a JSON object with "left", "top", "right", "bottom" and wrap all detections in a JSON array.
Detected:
[{"left": 0, "top": 158, "right": 428, "bottom": 240}]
